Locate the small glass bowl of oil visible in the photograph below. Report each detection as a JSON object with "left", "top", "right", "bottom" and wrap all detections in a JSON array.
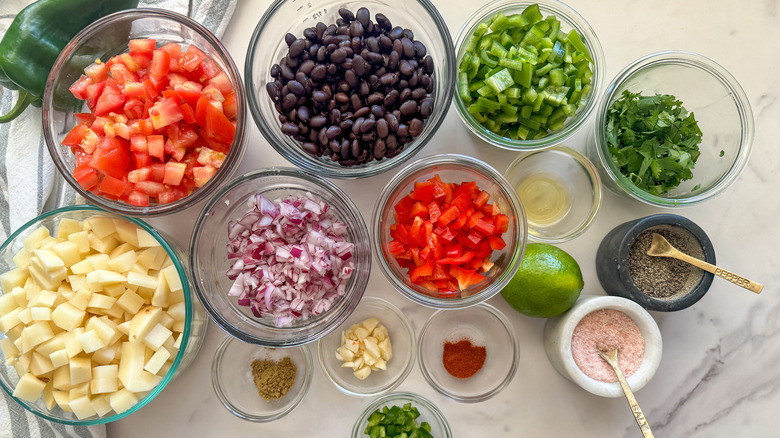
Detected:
[{"left": 504, "top": 146, "right": 602, "bottom": 243}]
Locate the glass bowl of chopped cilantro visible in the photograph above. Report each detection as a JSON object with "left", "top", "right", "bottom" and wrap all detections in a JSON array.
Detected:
[
  {"left": 593, "top": 51, "right": 755, "bottom": 207},
  {"left": 352, "top": 392, "right": 452, "bottom": 438},
  {"left": 453, "top": 0, "right": 605, "bottom": 150}
]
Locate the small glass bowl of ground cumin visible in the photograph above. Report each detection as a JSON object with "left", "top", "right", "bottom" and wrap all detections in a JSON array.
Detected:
[
  {"left": 417, "top": 303, "right": 519, "bottom": 402},
  {"left": 211, "top": 336, "right": 313, "bottom": 422}
]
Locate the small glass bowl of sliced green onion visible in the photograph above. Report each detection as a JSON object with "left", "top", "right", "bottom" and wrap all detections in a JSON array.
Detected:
[{"left": 454, "top": 0, "right": 604, "bottom": 151}]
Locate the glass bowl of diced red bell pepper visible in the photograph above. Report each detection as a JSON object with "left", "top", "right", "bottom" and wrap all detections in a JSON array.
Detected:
[
  {"left": 371, "top": 154, "right": 527, "bottom": 309},
  {"left": 42, "top": 9, "right": 247, "bottom": 216}
]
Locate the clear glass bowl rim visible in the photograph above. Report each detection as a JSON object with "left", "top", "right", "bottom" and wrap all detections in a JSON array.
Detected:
[
  {"left": 416, "top": 302, "right": 520, "bottom": 403},
  {"left": 189, "top": 167, "right": 371, "bottom": 347},
  {"left": 210, "top": 335, "right": 313, "bottom": 422},
  {"left": 350, "top": 391, "right": 453, "bottom": 438},
  {"left": 371, "top": 153, "right": 527, "bottom": 310},
  {"left": 504, "top": 145, "right": 602, "bottom": 243},
  {"left": 41, "top": 8, "right": 248, "bottom": 217},
  {"left": 453, "top": 0, "right": 606, "bottom": 151},
  {"left": 0, "top": 205, "right": 194, "bottom": 425},
  {"left": 244, "top": 0, "right": 456, "bottom": 179},
  {"left": 593, "top": 50, "right": 755, "bottom": 207},
  {"left": 316, "top": 296, "right": 416, "bottom": 397}
]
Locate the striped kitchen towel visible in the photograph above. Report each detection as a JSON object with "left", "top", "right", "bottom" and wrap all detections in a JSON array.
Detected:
[{"left": 0, "top": 0, "right": 236, "bottom": 436}]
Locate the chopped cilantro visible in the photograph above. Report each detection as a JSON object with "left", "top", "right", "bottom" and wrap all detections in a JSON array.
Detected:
[{"left": 605, "top": 90, "right": 703, "bottom": 195}]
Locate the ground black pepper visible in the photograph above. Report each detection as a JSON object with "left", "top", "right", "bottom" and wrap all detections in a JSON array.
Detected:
[{"left": 628, "top": 226, "right": 704, "bottom": 298}]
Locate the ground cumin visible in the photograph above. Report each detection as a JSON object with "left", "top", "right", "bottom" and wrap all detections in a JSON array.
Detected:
[{"left": 250, "top": 356, "right": 297, "bottom": 401}]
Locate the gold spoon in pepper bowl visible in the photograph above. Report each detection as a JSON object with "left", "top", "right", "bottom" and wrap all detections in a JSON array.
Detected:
[
  {"left": 646, "top": 233, "right": 763, "bottom": 294},
  {"left": 597, "top": 348, "right": 655, "bottom": 438}
]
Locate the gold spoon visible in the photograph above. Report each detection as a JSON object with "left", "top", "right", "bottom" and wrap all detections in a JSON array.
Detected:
[
  {"left": 646, "top": 233, "right": 763, "bottom": 294},
  {"left": 598, "top": 348, "right": 656, "bottom": 438}
]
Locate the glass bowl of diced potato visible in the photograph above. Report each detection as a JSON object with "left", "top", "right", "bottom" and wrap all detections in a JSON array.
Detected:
[{"left": 0, "top": 205, "right": 208, "bottom": 424}]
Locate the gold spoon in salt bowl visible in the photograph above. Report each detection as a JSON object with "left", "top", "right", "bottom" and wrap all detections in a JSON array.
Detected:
[
  {"left": 598, "top": 348, "right": 656, "bottom": 438},
  {"left": 646, "top": 233, "right": 763, "bottom": 294}
]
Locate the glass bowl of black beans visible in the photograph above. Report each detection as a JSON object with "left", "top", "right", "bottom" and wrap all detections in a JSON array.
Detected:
[{"left": 246, "top": 1, "right": 456, "bottom": 179}]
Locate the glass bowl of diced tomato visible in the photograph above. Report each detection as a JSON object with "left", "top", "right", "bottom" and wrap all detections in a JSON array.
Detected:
[
  {"left": 371, "top": 154, "right": 528, "bottom": 309},
  {"left": 42, "top": 9, "right": 247, "bottom": 216}
]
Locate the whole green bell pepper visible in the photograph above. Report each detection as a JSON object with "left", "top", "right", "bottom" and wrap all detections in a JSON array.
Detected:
[{"left": 0, "top": 0, "right": 140, "bottom": 123}]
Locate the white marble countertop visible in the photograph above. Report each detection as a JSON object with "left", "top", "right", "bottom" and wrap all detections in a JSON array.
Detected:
[{"left": 108, "top": 0, "right": 780, "bottom": 436}]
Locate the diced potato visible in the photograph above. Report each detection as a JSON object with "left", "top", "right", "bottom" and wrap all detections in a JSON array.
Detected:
[
  {"left": 21, "top": 321, "right": 55, "bottom": 353},
  {"left": 69, "top": 395, "right": 98, "bottom": 420},
  {"left": 42, "top": 383, "right": 56, "bottom": 410},
  {"left": 13, "top": 373, "right": 47, "bottom": 402},
  {"left": 109, "top": 243, "right": 136, "bottom": 259},
  {"left": 160, "top": 265, "right": 182, "bottom": 293},
  {"left": 102, "top": 284, "right": 125, "bottom": 298},
  {"left": 113, "top": 219, "right": 141, "bottom": 247},
  {"left": 158, "top": 312, "right": 174, "bottom": 330},
  {"left": 1, "top": 268, "right": 29, "bottom": 293},
  {"left": 69, "top": 259, "right": 94, "bottom": 275},
  {"left": 86, "top": 216, "right": 116, "bottom": 239},
  {"left": 78, "top": 330, "right": 107, "bottom": 353},
  {"left": 52, "top": 390, "right": 72, "bottom": 412},
  {"left": 0, "top": 291, "right": 20, "bottom": 314},
  {"left": 51, "top": 302, "right": 86, "bottom": 332},
  {"left": 129, "top": 306, "right": 162, "bottom": 344},
  {"left": 33, "top": 249, "right": 66, "bottom": 272},
  {"left": 52, "top": 366, "right": 72, "bottom": 390},
  {"left": 28, "top": 289, "right": 57, "bottom": 308},
  {"left": 18, "top": 307, "right": 33, "bottom": 325},
  {"left": 87, "top": 294, "right": 116, "bottom": 310},
  {"left": 116, "top": 289, "right": 145, "bottom": 314},
  {"left": 136, "top": 229, "right": 158, "bottom": 248},
  {"left": 108, "top": 250, "right": 138, "bottom": 273},
  {"left": 39, "top": 236, "right": 57, "bottom": 249},
  {"left": 90, "top": 378, "right": 118, "bottom": 395},
  {"left": 86, "top": 270, "right": 126, "bottom": 286},
  {"left": 68, "top": 231, "right": 91, "bottom": 254},
  {"left": 167, "top": 301, "right": 186, "bottom": 322},
  {"left": 23, "top": 226, "right": 50, "bottom": 251},
  {"left": 127, "top": 272, "right": 158, "bottom": 291},
  {"left": 30, "top": 307, "right": 52, "bottom": 321},
  {"left": 69, "top": 289, "right": 92, "bottom": 311},
  {"left": 88, "top": 233, "right": 119, "bottom": 255},
  {"left": 144, "top": 347, "right": 170, "bottom": 375},
  {"left": 28, "top": 263, "right": 67, "bottom": 291},
  {"left": 137, "top": 247, "right": 166, "bottom": 270},
  {"left": 49, "top": 349, "right": 69, "bottom": 368},
  {"left": 93, "top": 364, "right": 118, "bottom": 379},
  {"left": 91, "top": 343, "right": 119, "bottom": 366},
  {"left": 0, "top": 307, "right": 23, "bottom": 333},
  {"left": 62, "top": 328, "right": 84, "bottom": 358},
  {"left": 52, "top": 241, "right": 81, "bottom": 268},
  {"left": 1, "top": 337, "right": 20, "bottom": 360},
  {"left": 109, "top": 389, "right": 139, "bottom": 414},
  {"left": 116, "top": 321, "right": 131, "bottom": 336},
  {"left": 142, "top": 324, "right": 172, "bottom": 351},
  {"left": 151, "top": 273, "right": 170, "bottom": 308},
  {"left": 56, "top": 218, "right": 82, "bottom": 239},
  {"left": 35, "top": 335, "right": 66, "bottom": 357},
  {"left": 118, "top": 341, "right": 145, "bottom": 391},
  {"left": 91, "top": 394, "right": 113, "bottom": 417},
  {"left": 30, "top": 351, "right": 55, "bottom": 375},
  {"left": 12, "top": 248, "right": 31, "bottom": 269},
  {"left": 70, "top": 356, "right": 92, "bottom": 385}
]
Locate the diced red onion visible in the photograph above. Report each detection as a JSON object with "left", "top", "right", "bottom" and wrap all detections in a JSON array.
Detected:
[{"left": 225, "top": 193, "right": 355, "bottom": 328}]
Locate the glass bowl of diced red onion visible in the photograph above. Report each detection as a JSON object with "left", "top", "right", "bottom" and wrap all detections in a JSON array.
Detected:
[{"left": 189, "top": 168, "right": 371, "bottom": 347}]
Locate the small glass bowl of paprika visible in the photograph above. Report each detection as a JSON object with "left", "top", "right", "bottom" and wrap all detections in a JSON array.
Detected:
[
  {"left": 42, "top": 9, "right": 247, "bottom": 216},
  {"left": 417, "top": 302, "right": 520, "bottom": 402},
  {"left": 371, "top": 154, "right": 528, "bottom": 310}
]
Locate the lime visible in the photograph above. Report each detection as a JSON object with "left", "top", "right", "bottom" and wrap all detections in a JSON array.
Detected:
[{"left": 500, "top": 243, "right": 583, "bottom": 318}]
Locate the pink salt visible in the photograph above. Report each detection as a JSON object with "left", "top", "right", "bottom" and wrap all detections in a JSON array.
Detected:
[{"left": 571, "top": 309, "right": 644, "bottom": 383}]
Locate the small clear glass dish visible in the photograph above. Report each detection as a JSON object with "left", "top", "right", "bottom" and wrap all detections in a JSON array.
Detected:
[
  {"left": 211, "top": 335, "right": 313, "bottom": 422},
  {"left": 417, "top": 303, "right": 519, "bottom": 403},
  {"left": 504, "top": 146, "right": 601, "bottom": 243},
  {"left": 351, "top": 392, "right": 452, "bottom": 438},
  {"left": 317, "top": 296, "right": 415, "bottom": 397}
]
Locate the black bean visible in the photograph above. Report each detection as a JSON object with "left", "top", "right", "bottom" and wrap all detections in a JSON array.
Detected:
[
  {"left": 286, "top": 56, "right": 299, "bottom": 68},
  {"left": 389, "top": 26, "right": 403, "bottom": 40},
  {"left": 322, "top": 23, "right": 335, "bottom": 37},
  {"left": 356, "top": 7, "right": 370, "bottom": 26},
  {"left": 375, "top": 13, "right": 392, "bottom": 31},
  {"left": 304, "top": 27, "right": 318, "bottom": 41},
  {"left": 385, "top": 113, "right": 399, "bottom": 132},
  {"left": 400, "top": 88, "right": 412, "bottom": 102},
  {"left": 408, "top": 71, "right": 418, "bottom": 87},
  {"left": 340, "top": 141, "right": 350, "bottom": 158},
  {"left": 392, "top": 39, "right": 403, "bottom": 55},
  {"left": 328, "top": 139, "right": 340, "bottom": 152},
  {"left": 288, "top": 81, "right": 305, "bottom": 96},
  {"left": 351, "top": 139, "right": 361, "bottom": 158},
  {"left": 311, "top": 64, "right": 326, "bottom": 81},
  {"left": 380, "top": 72, "right": 398, "bottom": 85},
  {"left": 386, "top": 51, "right": 399, "bottom": 71},
  {"left": 349, "top": 21, "right": 364, "bottom": 37},
  {"left": 370, "top": 105, "right": 385, "bottom": 118},
  {"left": 312, "top": 90, "right": 329, "bottom": 103},
  {"left": 366, "top": 37, "right": 379, "bottom": 53},
  {"left": 386, "top": 134, "right": 397, "bottom": 149},
  {"left": 374, "top": 138, "right": 386, "bottom": 159},
  {"left": 384, "top": 89, "right": 399, "bottom": 108},
  {"left": 409, "top": 118, "right": 423, "bottom": 137},
  {"left": 399, "top": 100, "right": 417, "bottom": 116},
  {"left": 281, "top": 122, "right": 299, "bottom": 135},
  {"left": 412, "top": 87, "right": 426, "bottom": 100},
  {"left": 302, "top": 142, "right": 319, "bottom": 155},
  {"left": 352, "top": 55, "right": 368, "bottom": 76},
  {"left": 338, "top": 8, "right": 354, "bottom": 22},
  {"left": 350, "top": 93, "right": 363, "bottom": 110},
  {"left": 316, "top": 46, "right": 327, "bottom": 62},
  {"left": 353, "top": 107, "right": 369, "bottom": 119},
  {"left": 325, "top": 126, "right": 341, "bottom": 139},
  {"left": 281, "top": 64, "right": 295, "bottom": 80},
  {"left": 330, "top": 48, "right": 347, "bottom": 63},
  {"left": 335, "top": 92, "right": 349, "bottom": 104},
  {"left": 359, "top": 118, "right": 375, "bottom": 133},
  {"left": 423, "top": 55, "right": 434, "bottom": 75},
  {"left": 299, "top": 60, "right": 315, "bottom": 75},
  {"left": 339, "top": 119, "right": 353, "bottom": 131},
  {"left": 289, "top": 39, "right": 306, "bottom": 58},
  {"left": 398, "top": 60, "right": 413, "bottom": 76},
  {"left": 366, "top": 93, "right": 383, "bottom": 105},
  {"left": 266, "top": 83, "right": 280, "bottom": 100},
  {"left": 367, "top": 52, "right": 384, "bottom": 64},
  {"left": 359, "top": 81, "right": 370, "bottom": 95},
  {"left": 397, "top": 124, "right": 409, "bottom": 138},
  {"left": 352, "top": 117, "right": 364, "bottom": 134},
  {"left": 271, "top": 64, "right": 280, "bottom": 77},
  {"left": 310, "top": 115, "right": 327, "bottom": 128},
  {"left": 378, "top": 35, "right": 392, "bottom": 52},
  {"left": 282, "top": 94, "right": 297, "bottom": 110},
  {"left": 420, "top": 98, "right": 433, "bottom": 117},
  {"left": 329, "top": 109, "right": 340, "bottom": 124},
  {"left": 413, "top": 41, "right": 427, "bottom": 58},
  {"left": 376, "top": 118, "right": 389, "bottom": 138},
  {"left": 297, "top": 106, "right": 310, "bottom": 122},
  {"left": 401, "top": 38, "right": 415, "bottom": 58},
  {"left": 338, "top": 24, "right": 351, "bottom": 36}
]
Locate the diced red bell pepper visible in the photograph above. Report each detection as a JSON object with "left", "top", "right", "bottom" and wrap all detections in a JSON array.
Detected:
[
  {"left": 410, "top": 260, "right": 434, "bottom": 283},
  {"left": 474, "top": 218, "right": 496, "bottom": 235},
  {"left": 410, "top": 201, "right": 428, "bottom": 219},
  {"left": 494, "top": 214, "right": 510, "bottom": 233},
  {"left": 488, "top": 235, "right": 507, "bottom": 250},
  {"left": 473, "top": 190, "right": 490, "bottom": 208},
  {"left": 437, "top": 205, "right": 460, "bottom": 226},
  {"left": 387, "top": 240, "right": 405, "bottom": 256},
  {"left": 411, "top": 181, "right": 436, "bottom": 203}
]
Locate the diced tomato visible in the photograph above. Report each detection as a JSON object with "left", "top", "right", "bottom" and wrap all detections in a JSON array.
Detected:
[
  {"left": 62, "top": 124, "right": 88, "bottom": 147},
  {"left": 197, "top": 147, "right": 226, "bottom": 167},
  {"left": 94, "top": 82, "right": 125, "bottom": 116},
  {"left": 93, "top": 137, "right": 130, "bottom": 180},
  {"left": 180, "top": 45, "right": 206, "bottom": 72},
  {"left": 150, "top": 49, "right": 171, "bottom": 78},
  {"left": 99, "top": 175, "right": 128, "bottom": 197},
  {"left": 149, "top": 97, "right": 184, "bottom": 129},
  {"left": 73, "top": 164, "right": 99, "bottom": 190},
  {"left": 163, "top": 162, "right": 187, "bottom": 185},
  {"left": 126, "top": 191, "right": 150, "bottom": 206},
  {"left": 201, "top": 98, "right": 235, "bottom": 143},
  {"left": 129, "top": 39, "right": 156, "bottom": 54},
  {"left": 69, "top": 75, "right": 93, "bottom": 100},
  {"left": 192, "top": 166, "right": 217, "bottom": 187},
  {"left": 194, "top": 59, "right": 221, "bottom": 81},
  {"left": 222, "top": 92, "right": 237, "bottom": 119},
  {"left": 84, "top": 63, "right": 109, "bottom": 83},
  {"left": 115, "top": 53, "right": 140, "bottom": 72},
  {"left": 209, "top": 71, "right": 233, "bottom": 95}
]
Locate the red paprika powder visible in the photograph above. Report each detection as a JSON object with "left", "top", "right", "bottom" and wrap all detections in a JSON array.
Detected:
[{"left": 442, "top": 339, "right": 486, "bottom": 379}]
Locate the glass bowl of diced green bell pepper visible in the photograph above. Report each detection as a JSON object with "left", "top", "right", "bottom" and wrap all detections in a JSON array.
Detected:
[
  {"left": 453, "top": 0, "right": 605, "bottom": 151},
  {"left": 351, "top": 392, "right": 452, "bottom": 438}
]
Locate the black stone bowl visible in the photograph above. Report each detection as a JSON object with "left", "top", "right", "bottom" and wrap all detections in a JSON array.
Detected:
[{"left": 596, "top": 214, "right": 716, "bottom": 311}]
